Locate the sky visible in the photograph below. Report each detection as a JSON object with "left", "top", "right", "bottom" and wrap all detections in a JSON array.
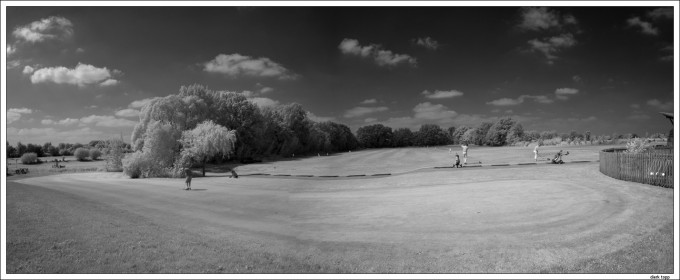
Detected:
[{"left": 3, "top": 4, "right": 677, "bottom": 145}]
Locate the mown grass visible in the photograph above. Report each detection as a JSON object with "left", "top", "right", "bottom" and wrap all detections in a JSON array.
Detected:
[{"left": 5, "top": 181, "right": 334, "bottom": 274}]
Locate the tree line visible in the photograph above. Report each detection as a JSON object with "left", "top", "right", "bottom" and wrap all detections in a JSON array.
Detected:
[{"left": 7, "top": 84, "right": 666, "bottom": 177}]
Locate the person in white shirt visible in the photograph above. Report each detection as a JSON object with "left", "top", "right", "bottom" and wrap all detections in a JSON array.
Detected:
[{"left": 461, "top": 142, "right": 469, "bottom": 164}]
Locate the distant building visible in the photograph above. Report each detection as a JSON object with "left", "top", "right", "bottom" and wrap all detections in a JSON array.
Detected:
[{"left": 659, "top": 112, "right": 673, "bottom": 147}]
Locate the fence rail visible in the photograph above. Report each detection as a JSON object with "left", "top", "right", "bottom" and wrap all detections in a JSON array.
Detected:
[{"left": 599, "top": 148, "right": 674, "bottom": 188}]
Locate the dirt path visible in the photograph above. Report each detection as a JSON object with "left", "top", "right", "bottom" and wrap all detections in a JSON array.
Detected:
[{"left": 11, "top": 161, "right": 673, "bottom": 273}]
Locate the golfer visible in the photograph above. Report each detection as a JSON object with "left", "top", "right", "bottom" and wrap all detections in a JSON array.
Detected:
[
  {"left": 461, "top": 142, "right": 469, "bottom": 164},
  {"left": 453, "top": 154, "right": 462, "bottom": 168},
  {"left": 534, "top": 142, "right": 541, "bottom": 161},
  {"left": 185, "top": 168, "right": 192, "bottom": 190}
]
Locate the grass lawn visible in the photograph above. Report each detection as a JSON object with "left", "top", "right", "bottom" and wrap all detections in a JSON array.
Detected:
[{"left": 5, "top": 145, "right": 675, "bottom": 274}]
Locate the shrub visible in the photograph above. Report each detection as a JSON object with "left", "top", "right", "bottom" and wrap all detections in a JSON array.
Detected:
[
  {"left": 106, "top": 139, "right": 125, "bottom": 172},
  {"left": 626, "top": 138, "right": 650, "bottom": 154},
  {"left": 74, "top": 148, "right": 90, "bottom": 161},
  {"left": 20, "top": 152, "right": 39, "bottom": 164},
  {"left": 123, "top": 151, "right": 170, "bottom": 178},
  {"left": 90, "top": 149, "right": 102, "bottom": 160},
  {"left": 59, "top": 149, "right": 72, "bottom": 156}
]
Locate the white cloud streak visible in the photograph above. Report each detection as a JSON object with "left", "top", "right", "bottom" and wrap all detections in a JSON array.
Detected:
[
  {"left": 30, "top": 63, "right": 120, "bottom": 87},
  {"left": 12, "top": 16, "right": 74, "bottom": 43},
  {"left": 627, "top": 17, "right": 658, "bottom": 35},
  {"left": 339, "top": 38, "right": 417, "bottom": 67},
  {"left": 413, "top": 37, "right": 440, "bottom": 50},
  {"left": 344, "top": 106, "right": 389, "bottom": 118},
  {"left": 203, "top": 53, "right": 298, "bottom": 80},
  {"left": 421, "top": 89, "right": 464, "bottom": 99}
]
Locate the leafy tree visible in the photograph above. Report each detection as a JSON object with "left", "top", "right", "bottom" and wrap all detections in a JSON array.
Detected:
[
  {"left": 16, "top": 142, "right": 27, "bottom": 156},
  {"left": 484, "top": 118, "right": 516, "bottom": 146},
  {"left": 475, "top": 122, "right": 493, "bottom": 146},
  {"left": 178, "top": 120, "right": 237, "bottom": 176},
  {"left": 451, "top": 126, "right": 470, "bottom": 144},
  {"left": 585, "top": 131, "right": 591, "bottom": 142},
  {"left": 414, "top": 124, "right": 450, "bottom": 146},
  {"left": 106, "top": 138, "right": 125, "bottom": 172},
  {"left": 74, "top": 148, "right": 90, "bottom": 161},
  {"left": 506, "top": 123, "right": 524, "bottom": 144},
  {"left": 90, "top": 149, "right": 102, "bottom": 160},
  {"left": 7, "top": 142, "right": 17, "bottom": 158},
  {"left": 392, "top": 128, "right": 414, "bottom": 147},
  {"left": 356, "top": 124, "right": 393, "bottom": 148},
  {"left": 461, "top": 128, "right": 478, "bottom": 144}
]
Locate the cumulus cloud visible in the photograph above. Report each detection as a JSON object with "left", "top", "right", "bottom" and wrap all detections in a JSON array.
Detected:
[
  {"left": 344, "top": 106, "right": 389, "bottom": 118},
  {"left": 421, "top": 89, "right": 464, "bottom": 99},
  {"left": 115, "top": 108, "right": 141, "bottom": 118},
  {"left": 487, "top": 95, "right": 554, "bottom": 106},
  {"left": 554, "top": 87, "right": 579, "bottom": 100},
  {"left": 413, "top": 102, "right": 458, "bottom": 120},
  {"left": 339, "top": 38, "right": 417, "bottom": 67},
  {"left": 413, "top": 37, "right": 440, "bottom": 50},
  {"left": 41, "top": 118, "right": 79, "bottom": 126},
  {"left": 248, "top": 97, "right": 280, "bottom": 109},
  {"left": 647, "top": 99, "right": 673, "bottom": 111},
  {"left": 99, "top": 79, "right": 119, "bottom": 86},
  {"left": 7, "top": 44, "right": 16, "bottom": 55},
  {"left": 307, "top": 111, "right": 336, "bottom": 122},
  {"left": 259, "top": 87, "right": 274, "bottom": 94},
  {"left": 22, "top": 65, "right": 34, "bottom": 74},
  {"left": 79, "top": 115, "right": 137, "bottom": 128},
  {"left": 627, "top": 17, "right": 658, "bottom": 35},
  {"left": 7, "top": 108, "right": 33, "bottom": 124},
  {"left": 647, "top": 8, "right": 673, "bottom": 20},
  {"left": 29, "top": 63, "right": 120, "bottom": 87},
  {"left": 203, "top": 53, "right": 298, "bottom": 80},
  {"left": 12, "top": 16, "right": 74, "bottom": 43},
  {"left": 527, "top": 33, "right": 577, "bottom": 63},
  {"left": 360, "top": 98, "right": 378, "bottom": 104},
  {"left": 518, "top": 7, "right": 578, "bottom": 31},
  {"left": 129, "top": 97, "right": 157, "bottom": 109}
]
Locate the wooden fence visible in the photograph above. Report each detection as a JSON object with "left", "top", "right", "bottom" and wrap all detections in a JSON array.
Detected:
[{"left": 599, "top": 148, "right": 674, "bottom": 188}]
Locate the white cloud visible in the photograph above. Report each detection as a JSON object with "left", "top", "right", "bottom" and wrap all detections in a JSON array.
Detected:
[
  {"left": 203, "top": 53, "right": 298, "bottom": 80},
  {"left": 627, "top": 17, "right": 658, "bottom": 35},
  {"left": 76, "top": 47, "right": 85, "bottom": 53},
  {"left": 339, "top": 38, "right": 417, "bottom": 67},
  {"left": 647, "top": 99, "right": 673, "bottom": 111},
  {"left": 360, "top": 98, "right": 377, "bottom": 104},
  {"left": 307, "top": 111, "right": 336, "bottom": 122},
  {"left": 421, "top": 89, "right": 464, "bottom": 99},
  {"left": 99, "top": 79, "right": 119, "bottom": 87},
  {"left": 572, "top": 75, "right": 582, "bottom": 83},
  {"left": 7, "top": 44, "right": 16, "bottom": 55},
  {"left": 30, "top": 63, "right": 120, "bottom": 87},
  {"left": 518, "top": 7, "right": 578, "bottom": 31},
  {"left": 647, "top": 8, "right": 673, "bottom": 20},
  {"left": 13, "top": 16, "right": 74, "bottom": 43},
  {"left": 554, "top": 87, "right": 579, "bottom": 100},
  {"left": 413, "top": 37, "right": 440, "bottom": 50},
  {"left": 248, "top": 97, "right": 280, "bottom": 109},
  {"left": 344, "top": 106, "right": 389, "bottom": 118},
  {"left": 129, "top": 97, "right": 157, "bottom": 109},
  {"left": 413, "top": 102, "right": 458, "bottom": 120},
  {"left": 22, "top": 65, "right": 35, "bottom": 74},
  {"left": 115, "top": 108, "right": 141, "bottom": 118},
  {"left": 487, "top": 95, "right": 554, "bottom": 106},
  {"left": 487, "top": 97, "right": 524, "bottom": 106},
  {"left": 41, "top": 117, "right": 79, "bottom": 126},
  {"left": 79, "top": 115, "right": 138, "bottom": 127},
  {"left": 259, "top": 87, "right": 274, "bottom": 94},
  {"left": 528, "top": 33, "right": 577, "bottom": 62},
  {"left": 7, "top": 108, "right": 33, "bottom": 124},
  {"left": 7, "top": 60, "right": 21, "bottom": 69},
  {"left": 364, "top": 118, "right": 378, "bottom": 123}
]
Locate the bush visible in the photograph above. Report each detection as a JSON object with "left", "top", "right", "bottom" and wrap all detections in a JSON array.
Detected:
[
  {"left": 20, "top": 152, "right": 39, "bottom": 164},
  {"left": 123, "top": 152, "right": 171, "bottom": 178},
  {"left": 59, "top": 149, "right": 72, "bottom": 156},
  {"left": 626, "top": 138, "right": 650, "bottom": 154},
  {"left": 89, "top": 149, "right": 102, "bottom": 160},
  {"left": 74, "top": 148, "right": 90, "bottom": 161}
]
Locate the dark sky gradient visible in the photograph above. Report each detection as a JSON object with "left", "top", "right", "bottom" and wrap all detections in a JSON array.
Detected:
[{"left": 5, "top": 5, "right": 676, "bottom": 144}]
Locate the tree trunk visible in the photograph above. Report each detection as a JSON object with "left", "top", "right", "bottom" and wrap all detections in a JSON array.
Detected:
[{"left": 202, "top": 156, "right": 206, "bottom": 177}]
